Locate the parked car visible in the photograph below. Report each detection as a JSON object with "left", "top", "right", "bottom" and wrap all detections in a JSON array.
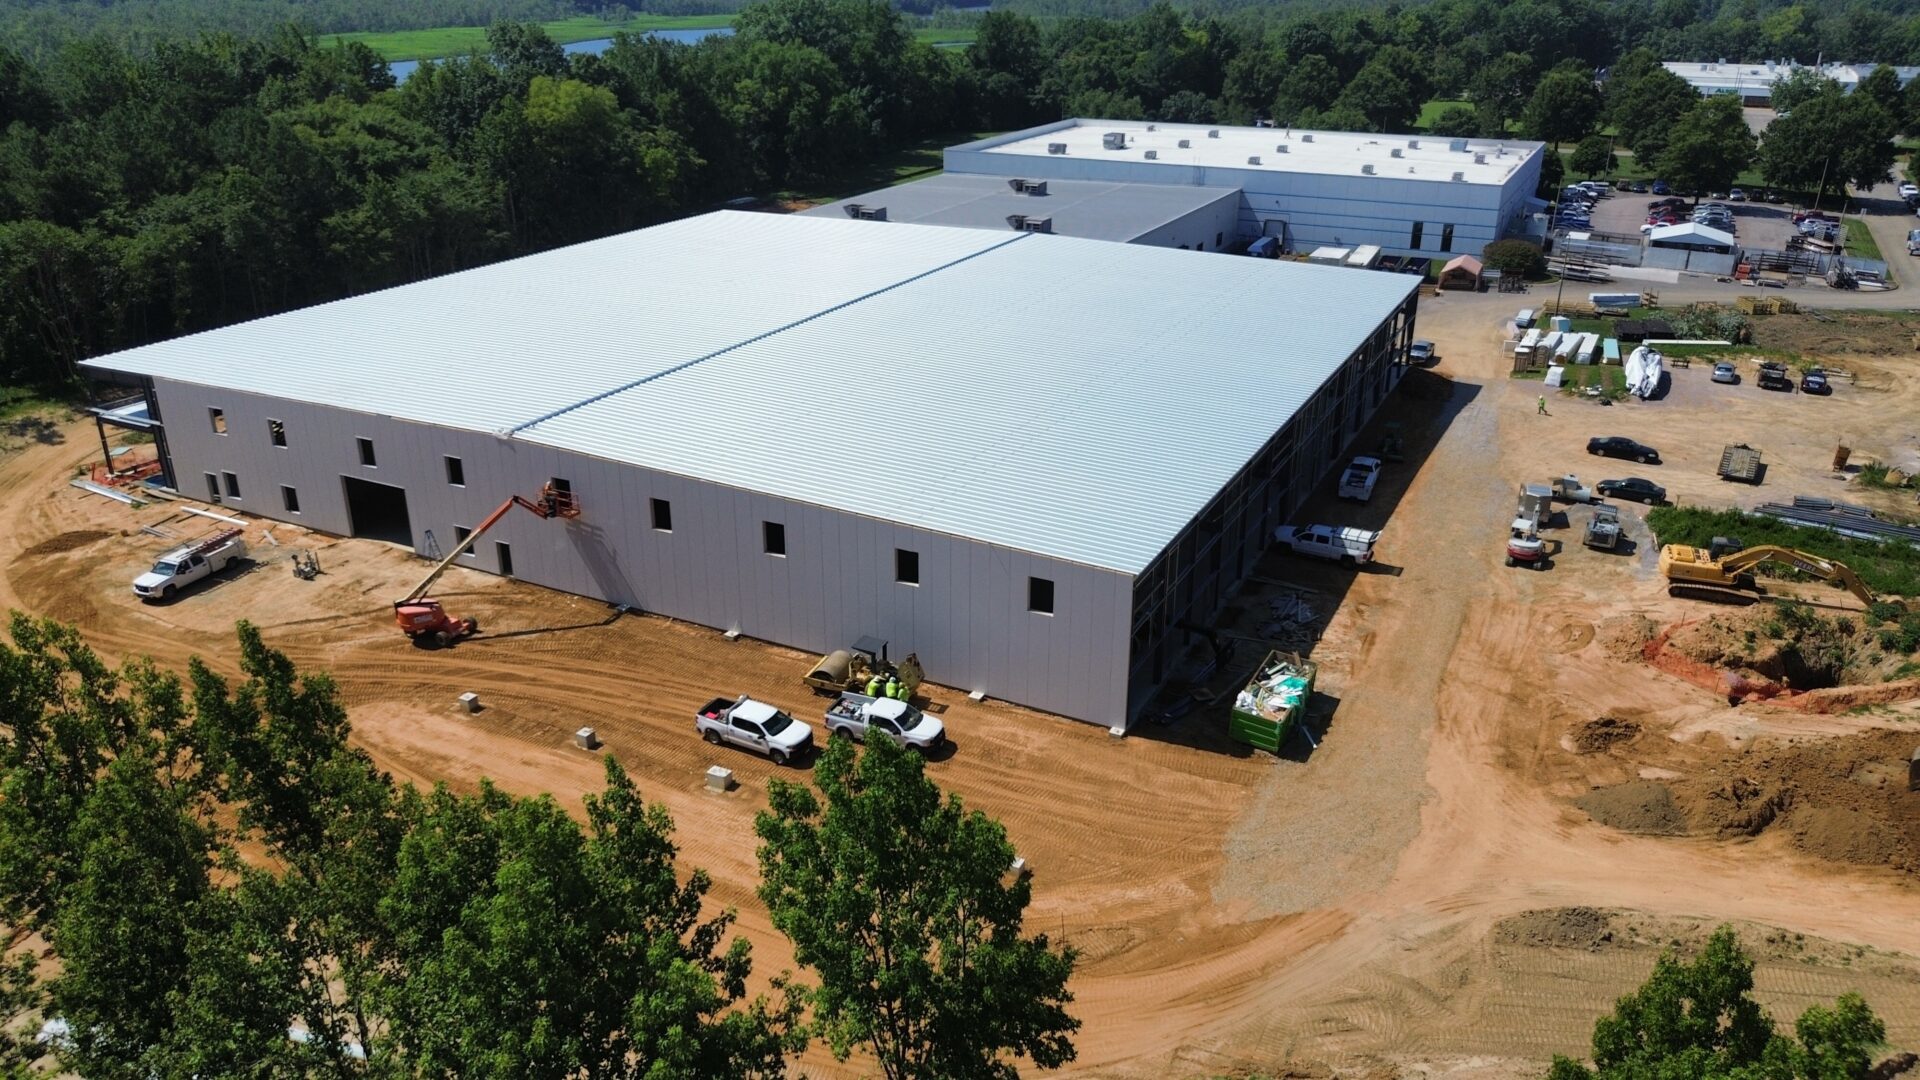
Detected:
[
  {"left": 1338, "top": 456, "right": 1383, "bottom": 501},
  {"left": 1708, "top": 191, "right": 1726, "bottom": 200},
  {"left": 1908, "top": 229, "right": 1920, "bottom": 255},
  {"left": 1409, "top": 339, "right": 1435, "bottom": 364},
  {"left": 1801, "top": 367, "right": 1831, "bottom": 395},
  {"left": 1275, "top": 523, "right": 1381, "bottom": 566},
  {"left": 1727, "top": 188, "right": 1747, "bottom": 201},
  {"left": 1587, "top": 436, "right": 1661, "bottom": 464},
  {"left": 1793, "top": 210, "right": 1837, "bottom": 224},
  {"left": 1652, "top": 180, "right": 1671, "bottom": 195},
  {"left": 1757, "top": 361, "right": 1794, "bottom": 392},
  {"left": 1711, "top": 362, "right": 1739, "bottom": 384},
  {"left": 1651, "top": 196, "right": 1687, "bottom": 210},
  {"left": 822, "top": 692, "right": 945, "bottom": 751},
  {"left": 133, "top": 531, "right": 248, "bottom": 601},
  {"left": 1900, "top": 181, "right": 1918, "bottom": 198},
  {"left": 1595, "top": 477, "right": 1667, "bottom": 504},
  {"left": 1763, "top": 190, "right": 1785, "bottom": 204},
  {"left": 695, "top": 695, "right": 814, "bottom": 765},
  {"left": 1628, "top": 181, "right": 1649, "bottom": 193}
]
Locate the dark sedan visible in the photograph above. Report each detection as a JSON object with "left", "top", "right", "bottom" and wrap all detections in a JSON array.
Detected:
[
  {"left": 1596, "top": 477, "right": 1667, "bottom": 504},
  {"left": 1587, "top": 436, "right": 1661, "bottom": 464}
]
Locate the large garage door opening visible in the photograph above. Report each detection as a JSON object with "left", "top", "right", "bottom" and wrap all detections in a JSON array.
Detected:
[{"left": 342, "top": 476, "right": 413, "bottom": 547}]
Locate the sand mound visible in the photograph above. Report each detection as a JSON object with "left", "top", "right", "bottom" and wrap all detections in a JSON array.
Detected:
[
  {"left": 1785, "top": 806, "right": 1904, "bottom": 867},
  {"left": 1572, "top": 715, "right": 1641, "bottom": 753},
  {"left": 1598, "top": 614, "right": 1658, "bottom": 662},
  {"left": 1576, "top": 781, "right": 1686, "bottom": 835},
  {"left": 21, "top": 530, "right": 111, "bottom": 557},
  {"left": 1496, "top": 907, "right": 1615, "bottom": 950},
  {"left": 1679, "top": 776, "right": 1794, "bottom": 837}
]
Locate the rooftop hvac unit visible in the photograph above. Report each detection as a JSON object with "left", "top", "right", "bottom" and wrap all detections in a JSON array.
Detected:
[
  {"left": 1452, "top": 171, "right": 1466, "bottom": 182},
  {"left": 1361, "top": 164, "right": 1375, "bottom": 175},
  {"left": 1247, "top": 155, "right": 1261, "bottom": 165},
  {"left": 1274, "top": 144, "right": 1289, "bottom": 153},
  {"left": 1006, "top": 178, "right": 1048, "bottom": 195},
  {"left": 1301, "top": 133, "right": 1314, "bottom": 142},
  {"left": 1020, "top": 216, "right": 1052, "bottom": 233},
  {"left": 1391, "top": 148, "right": 1404, "bottom": 158},
  {"left": 1448, "top": 138, "right": 1469, "bottom": 152},
  {"left": 1473, "top": 153, "right": 1487, "bottom": 164},
  {"left": 1207, "top": 129, "right": 1220, "bottom": 138},
  {"left": 1047, "top": 142, "right": 1067, "bottom": 155},
  {"left": 1102, "top": 131, "right": 1127, "bottom": 150},
  {"left": 1146, "top": 123, "right": 1156, "bottom": 131},
  {"left": 843, "top": 203, "right": 887, "bottom": 221},
  {"left": 1178, "top": 139, "right": 1191, "bottom": 148},
  {"left": 1408, "top": 139, "right": 1420, "bottom": 149},
  {"left": 1006, "top": 213, "right": 1027, "bottom": 229},
  {"left": 1144, "top": 149, "right": 1158, "bottom": 159}
]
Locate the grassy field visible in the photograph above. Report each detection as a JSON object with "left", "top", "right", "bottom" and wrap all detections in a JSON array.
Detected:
[
  {"left": 322, "top": 15, "right": 732, "bottom": 60},
  {"left": 1560, "top": 363, "right": 1626, "bottom": 398},
  {"left": 1843, "top": 216, "right": 1885, "bottom": 262},
  {"left": 920, "top": 27, "right": 978, "bottom": 45},
  {"left": 1416, "top": 99, "right": 1471, "bottom": 130}
]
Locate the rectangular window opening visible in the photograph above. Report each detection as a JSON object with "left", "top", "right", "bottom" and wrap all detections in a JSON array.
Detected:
[
  {"left": 357, "top": 437, "right": 376, "bottom": 467},
  {"left": 1029, "top": 576, "right": 1055, "bottom": 615},
  {"left": 221, "top": 471, "right": 240, "bottom": 499},
  {"left": 445, "top": 456, "right": 464, "bottom": 486},
  {"left": 763, "top": 521, "right": 786, "bottom": 557},
  {"left": 548, "top": 477, "right": 571, "bottom": 493},
  {"left": 895, "top": 548, "right": 919, "bottom": 585},
  {"left": 1440, "top": 223, "right": 1454, "bottom": 253},
  {"left": 454, "top": 525, "right": 474, "bottom": 557},
  {"left": 1410, "top": 221, "right": 1425, "bottom": 250},
  {"left": 268, "top": 418, "right": 285, "bottom": 447},
  {"left": 496, "top": 541, "right": 513, "bottom": 577},
  {"left": 204, "top": 473, "right": 220, "bottom": 502},
  {"left": 281, "top": 485, "right": 299, "bottom": 513},
  {"left": 650, "top": 498, "right": 673, "bottom": 532},
  {"left": 209, "top": 408, "right": 227, "bottom": 435}
]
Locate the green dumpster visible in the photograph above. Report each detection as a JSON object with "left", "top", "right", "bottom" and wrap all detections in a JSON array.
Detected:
[{"left": 1229, "top": 650, "right": 1317, "bottom": 753}]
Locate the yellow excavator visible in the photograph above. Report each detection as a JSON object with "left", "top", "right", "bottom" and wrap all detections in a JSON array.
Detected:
[{"left": 1658, "top": 538, "right": 1878, "bottom": 607}]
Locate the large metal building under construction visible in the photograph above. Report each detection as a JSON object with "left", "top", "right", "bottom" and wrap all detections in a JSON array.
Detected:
[{"left": 83, "top": 210, "right": 1419, "bottom": 728}]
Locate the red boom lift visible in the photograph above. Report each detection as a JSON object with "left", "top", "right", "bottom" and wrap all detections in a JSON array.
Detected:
[{"left": 393, "top": 483, "right": 579, "bottom": 647}]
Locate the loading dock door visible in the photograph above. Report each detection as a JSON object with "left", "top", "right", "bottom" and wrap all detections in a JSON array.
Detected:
[{"left": 342, "top": 476, "right": 414, "bottom": 548}]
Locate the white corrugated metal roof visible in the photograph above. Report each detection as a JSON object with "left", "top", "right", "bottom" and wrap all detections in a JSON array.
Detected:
[
  {"left": 1647, "top": 222, "right": 1734, "bottom": 247},
  {"left": 86, "top": 212, "right": 1416, "bottom": 575},
  {"left": 80, "top": 213, "right": 1010, "bottom": 434}
]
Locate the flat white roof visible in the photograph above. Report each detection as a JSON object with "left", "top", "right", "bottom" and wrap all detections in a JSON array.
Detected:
[
  {"left": 965, "top": 119, "right": 1540, "bottom": 187},
  {"left": 1662, "top": 60, "right": 1920, "bottom": 95},
  {"left": 1648, "top": 222, "right": 1734, "bottom": 247},
  {"left": 85, "top": 212, "right": 1417, "bottom": 575}
]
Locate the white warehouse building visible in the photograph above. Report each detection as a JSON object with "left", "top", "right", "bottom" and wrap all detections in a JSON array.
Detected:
[
  {"left": 939, "top": 119, "right": 1547, "bottom": 258},
  {"left": 83, "top": 211, "right": 1420, "bottom": 729}
]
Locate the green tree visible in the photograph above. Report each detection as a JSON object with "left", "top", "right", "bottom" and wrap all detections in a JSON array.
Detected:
[
  {"left": 1550, "top": 926, "right": 1887, "bottom": 1080},
  {"left": 1522, "top": 62, "right": 1602, "bottom": 148},
  {"left": 1336, "top": 52, "right": 1423, "bottom": 134},
  {"left": 1770, "top": 68, "right": 1837, "bottom": 116},
  {"left": 1606, "top": 64, "right": 1699, "bottom": 164},
  {"left": 1469, "top": 52, "right": 1535, "bottom": 132},
  {"left": 755, "top": 736, "right": 1079, "bottom": 1080},
  {"left": 1570, "top": 134, "right": 1617, "bottom": 178},
  {"left": 1652, "top": 95, "right": 1755, "bottom": 201},
  {"left": 1271, "top": 52, "right": 1339, "bottom": 125},
  {"left": 1428, "top": 103, "right": 1482, "bottom": 137},
  {"left": 1758, "top": 87, "right": 1898, "bottom": 206}
]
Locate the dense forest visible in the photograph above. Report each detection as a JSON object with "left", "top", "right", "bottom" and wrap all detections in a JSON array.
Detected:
[{"left": 7, "top": 0, "right": 1920, "bottom": 390}]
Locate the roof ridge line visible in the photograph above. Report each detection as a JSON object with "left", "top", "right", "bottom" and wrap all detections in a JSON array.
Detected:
[{"left": 507, "top": 230, "right": 1033, "bottom": 436}]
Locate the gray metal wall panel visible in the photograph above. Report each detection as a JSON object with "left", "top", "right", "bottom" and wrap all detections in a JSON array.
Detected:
[{"left": 149, "top": 378, "right": 1133, "bottom": 726}]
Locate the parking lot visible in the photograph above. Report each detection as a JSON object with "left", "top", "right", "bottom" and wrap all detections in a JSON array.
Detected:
[{"left": 1585, "top": 189, "right": 1804, "bottom": 252}]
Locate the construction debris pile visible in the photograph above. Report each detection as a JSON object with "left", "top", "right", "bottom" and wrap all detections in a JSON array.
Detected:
[{"left": 1236, "top": 656, "right": 1313, "bottom": 723}]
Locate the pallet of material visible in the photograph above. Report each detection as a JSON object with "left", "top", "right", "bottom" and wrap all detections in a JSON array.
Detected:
[
  {"left": 1755, "top": 499, "right": 1920, "bottom": 545},
  {"left": 1718, "top": 444, "right": 1763, "bottom": 484}
]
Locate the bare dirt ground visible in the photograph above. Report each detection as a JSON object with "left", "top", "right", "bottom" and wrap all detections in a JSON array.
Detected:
[{"left": 7, "top": 288, "right": 1920, "bottom": 1077}]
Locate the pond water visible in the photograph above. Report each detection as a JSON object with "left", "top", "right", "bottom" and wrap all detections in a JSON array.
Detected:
[{"left": 387, "top": 26, "right": 735, "bottom": 82}]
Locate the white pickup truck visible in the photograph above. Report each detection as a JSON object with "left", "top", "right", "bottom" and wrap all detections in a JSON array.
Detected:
[
  {"left": 1274, "top": 524, "right": 1381, "bottom": 566},
  {"left": 696, "top": 695, "right": 814, "bottom": 765},
  {"left": 132, "top": 529, "right": 247, "bottom": 601},
  {"left": 823, "top": 692, "right": 946, "bottom": 752},
  {"left": 1338, "top": 456, "right": 1382, "bottom": 502}
]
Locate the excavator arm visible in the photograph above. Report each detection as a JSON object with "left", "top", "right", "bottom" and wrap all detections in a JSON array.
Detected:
[
  {"left": 397, "top": 485, "right": 576, "bottom": 606},
  {"left": 1715, "top": 545, "right": 1877, "bottom": 607}
]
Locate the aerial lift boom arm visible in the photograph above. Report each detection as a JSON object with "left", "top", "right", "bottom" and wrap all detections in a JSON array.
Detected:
[{"left": 397, "top": 486, "right": 574, "bottom": 606}]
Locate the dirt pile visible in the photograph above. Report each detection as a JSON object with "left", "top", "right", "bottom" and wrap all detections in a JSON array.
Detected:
[
  {"left": 20, "top": 530, "right": 111, "bottom": 557},
  {"left": 1669, "top": 730, "right": 1920, "bottom": 873},
  {"left": 1495, "top": 907, "right": 1615, "bottom": 950},
  {"left": 1651, "top": 605, "right": 1920, "bottom": 698},
  {"left": 1598, "top": 614, "right": 1658, "bottom": 662},
  {"left": 1572, "top": 715, "right": 1641, "bottom": 753},
  {"left": 1575, "top": 781, "right": 1687, "bottom": 835}
]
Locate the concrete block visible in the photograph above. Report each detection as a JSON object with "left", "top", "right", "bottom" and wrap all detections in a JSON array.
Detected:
[
  {"left": 706, "top": 765, "right": 735, "bottom": 792},
  {"left": 574, "top": 727, "right": 598, "bottom": 750},
  {"left": 1108, "top": 725, "right": 1127, "bottom": 740},
  {"left": 968, "top": 690, "right": 987, "bottom": 703},
  {"left": 458, "top": 692, "right": 481, "bottom": 714}
]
